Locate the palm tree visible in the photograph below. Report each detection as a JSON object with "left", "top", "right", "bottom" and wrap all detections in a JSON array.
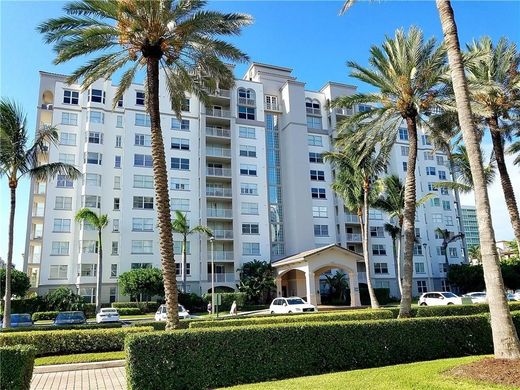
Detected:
[
  {"left": 0, "top": 99, "right": 80, "bottom": 328},
  {"left": 171, "top": 210, "right": 212, "bottom": 293},
  {"left": 75, "top": 208, "right": 108, "bottom": 313},
  {"left": 468, "top": 245, "right": 482, "bottom": 264},
  {"left": 507, "top": 135, "right": 520, "bottom": 166},
  {"left": 436, "top": 0, "right": 520, "bottom": 358},
  {"left": 324, "top": 271, "right": 349, "bottom": 303},
  {"left": 330, "top": 27, "right": 447, "bottom": 317},
  {"left": 39, "top": 1, "right": 252, "bottom": 329},
  {"left": 383, "top": 223, "right": 401, "bottom": 295},
  {"left": 464, "top": 37, "right": 520, "bottom": 247},
  {"left": 434, "top": 227, "right": 464, "bottom": 271}
]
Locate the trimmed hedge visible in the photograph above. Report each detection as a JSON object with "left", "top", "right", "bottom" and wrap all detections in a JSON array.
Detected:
[
  {"left": 0, "top": 322, "right": 122, "bottom": 333},
  {"left": 202, "top": 292, "right": 247, "bottom": 311},
  {"left": 132, "top": 318, "right": 197, "bottom": 331},
  {"left": 116, "top": 308, "right": 142, "bottom": 316},
  {"left": 189, "top": 309, "right": 394, "bottom": 329},
  {"left": 32, "top": 311, "right": 59, "bottom": 322},
  {"left": 112, "top": 301, "right": 160, "bottom": 313},
  {"left": 126, "top": 312, "right": 520, "bottom": 390},
  {"left": 0, "top": 326, "right": 153, "bottom": 357},
  {"left": 416, "top": 301, "right": 520, "bottom": 318},
  {"left": 0, "top": 345, "right": 36, "bottom": 390}
]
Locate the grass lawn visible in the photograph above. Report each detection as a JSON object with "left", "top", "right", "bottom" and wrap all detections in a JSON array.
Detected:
[
  {"left": 35, "top": 351, "right": 126, "bottom": 366},
  {"left": 225, "top": 356, "right": 515, "bottom": 390}
]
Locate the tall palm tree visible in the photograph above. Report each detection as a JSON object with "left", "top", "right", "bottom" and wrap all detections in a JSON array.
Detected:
[
  {"left": 0, "top": 99, "right": 80, "bottom": 328},
  {"left": 39, "top": 0, "right": 252, "bottom": 329},
  {"left": 436, "top": 0, "right": 520, "bottom": 358},
  {"left": 507, "top": 135, "right": 520, "bottom": 166},
  {"left": 171, "top": 210, "right": 212, "bottom": 293},
  {"left": 468, "top": 245, "right": 482, "bottom": 264},
  {"left": 383, "top": 223, "right": 402, "bottom": 295},
  {"left": 330, "top": 27, "right": 447, "bottom": 317},
  {"left": 464, "top": 37, "right": 520, "bottom": 247},
  {"left": 75, "top": 208, "right": 109, "bottom": 313}
]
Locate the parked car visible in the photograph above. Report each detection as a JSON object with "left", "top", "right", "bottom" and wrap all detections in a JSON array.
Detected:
[
  {"left": 506, "top": 293, "right": 519, "bottom": 302},
  {"left": 96, "top": 308, "right": 120, "bottom": 323},
  {"left": 418, "top": 292, "right": 462, "bottom": 306},
  {"left": 54, "top": 311, "right": 87, "bottom": 325},
  {"left": 0, "top": 313, "right": 34, "bottom": 328},
  {"left": 269, "top": 297, "right": 318, "bottom": 314},
  {"left": 462, "top": 292, "right": 487, "bottom": 304},
  {"left": 155, "top": 304, "right": 190, "bottom": 321}
]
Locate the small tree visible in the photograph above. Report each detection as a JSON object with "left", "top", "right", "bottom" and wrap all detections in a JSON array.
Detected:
[
  {"left": 0, "top": 268, "right": 31, "bottom": 299},
  {"left": 324, "top": 271, "right": 349, "bottom": 303},
  {"left": 118, "top": 268, "right": 164, "bottom": 302},
  {"left": 44, "top": 287, "right": 85, "bottom": 311},
  {"left": 237, "top": 260, "right": 276, "bottom": 305}
]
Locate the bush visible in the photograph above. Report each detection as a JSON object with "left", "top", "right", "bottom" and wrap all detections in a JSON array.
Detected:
[
  {"left": 0, "top": 345, "right": 36, "bottom": 390},
  {"left": 189, "top": 309, "right": 394, "bottom": 329},
  {"left": 44, "top": 287, "right": 86, "bottom": 311},
  {"left": 360, "top": 288, "right": 392, "bottom": 305},
  {"left": 112, "top": 301, "right": 160, "bottom": 313},
  {"left": 132, "top": 321, "right": 166, "bottom": 331},
  {"left": 0, "top": 326, "right": 153, "bottom": 357},
  {"left": 9, "top": 296, "right": 47, "bottom": 314},
  {"left": 0, "top": 269, "right": 31, "bottom": 298},
  {"left": 416, "top": 301, "right": 520, "bottom": 317},
  {"left": 178, "top": 292, "right": 205, "bottom": 312},
  {"left": 117, "top": 308, "right": 142, "bottom": 316},
  {"left": 127, "top": 312, "right": 520, "bottom": 390},
  {"left": 202, "top": 292, "right": 247, "bottom": 311},
  {"left": 31, "top": 311, "right": 59, "bottom": 322},
  {"left": 1, "top": 322, "right": 122, "bottom": 333}
]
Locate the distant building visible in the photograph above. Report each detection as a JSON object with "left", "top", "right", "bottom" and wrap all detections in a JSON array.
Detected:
[
  {"left": 496, "top": 240, "right": 517, "bottom": 260},
  {"left": 461, "top": 206, "right": 480, "bottom": 249}
]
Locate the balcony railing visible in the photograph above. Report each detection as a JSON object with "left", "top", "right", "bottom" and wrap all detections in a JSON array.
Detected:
[
  {"left": 207, "top": 208, "right": 232, "bottom": 218},
  {"left": 207, "top": 272, "right": 235, "bottom": 283},
  {"left": 346, "top": 233, "right": 362, "bottom": 242},
  {"left": 206, "top": 147, "right": 231, "bottom": 158},
  {"left": 306, "top": 107, "right": 321, "bottom": 116},
  {"left": 211, "top": 229, "right": 233, "bottom": 239},
  {"left": 265, "top": 101, "right": 280, "bottom": 111},
  {"left": 238, "top": 97, "right": 256, "bottom": 106},
  {"left": 32, "top": 209, "right": 45, "bottom": 217},
  {"left": 205, "top": 107, "right": 231, "bottom": 118},
  {"left": 334, "top": 107, "right": 353, "bottom": 116},
  {"left": 206, "top": 167, "right": 232, "bottom": 177},
  {"left": 345, "top": 214, "right": 359, "bottom": 223},
  {"left": 206, "top": 187, "right": 232, "bottom": 197},
  {"left": 40, "top": 104, "right": 53, "bottom": 110},
  {"left": 206, "top": 126, "right": 231, "bottom": 138},
  {"left": 210, "top": 251, "right": 234, "bottom": 261},
  {"left": 209, "top": 89, "right": 231, "bottom": 98}
]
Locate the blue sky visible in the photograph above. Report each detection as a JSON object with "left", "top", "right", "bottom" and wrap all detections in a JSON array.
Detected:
[{"left": 1, "top": 1, "right": 519, "bottom": 268}]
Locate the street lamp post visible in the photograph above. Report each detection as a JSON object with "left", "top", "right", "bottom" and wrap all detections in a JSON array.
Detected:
[{"left": 210, "top": 236, "right": 215, "bottom": 315}]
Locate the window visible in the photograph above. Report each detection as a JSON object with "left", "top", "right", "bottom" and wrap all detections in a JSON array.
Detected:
[
  {"left": 85, "top": 173, "right": 101, "bottom": 187},
  {"left": 80, "top": 287, "right": 96, "bottom": 303},
  {"left": 61, "top": 112, "right": 78, "bottom": 125},
  {"left": 134, "top": 175, "right": 153, "bottom": 188},
  {"left": 63, "top": 90, "right": 79, "bottom": 104},
  {"left": 134, "top": 154, "right": 153, "bottom": 167},
  {"left": 113, "top": 135, "right": 122, "bottom": 148},
  {"left": 426, "top": 167, "right": 436, "bottom": 176},
  {"left": 171, "top": 138, "right": 189, "bottom": 150},
  {"left": 110, "top": 219, "right": 118, "bottom": 232},
  {"left": 440, "top": 187, "right": 449, "bottom": 195},
  {"left": 434, "top": 230, "right": 444, "bottom": 239},
  {"left": 308, "top": 135, "right": 323, "bottom": 146},
  {"left": 313, "top": 224, "right": 329, "bottom": 237},
  {"left": 51, "top": 241, "right": 69, "bottom": 256},
  {"left": 80, "top": 264, "right": 97, "bottom": 277},
  {"left": 413, "top": 244, "right": 423, "bottom": 256},
  {"left": 421, "top": 135, "right": 431, "bottom": 145},
  {"left": 305, "top": 99, "right": 321, "bottom": 113},
  {"left": 370, "top": 226, "right": 384, "bottom": 238},
  {"left": 132, "top": 218, "right": 154, "bottom": 232},
  {"left": 312, "top": 206, "right": 327, "bottom": 218},
  {"left": 81, "top": 240, "right": 98, "bottom": 254},
  {"left": 402, "top": 162, "right": 408, "bottom": 172},
  {"left": 243, "top": 242, "right": 260, "bottom": 255},
  {"left": 59, "top": 153, "right": 75, "bottom": 165},
  {"left": 374, "top": 263, "right": 388, "bottom": 274},
  {"left": 241, "top": 183, "right": 258, "bottom": 195},
  {"left": 445, "top": 215, "right": 454, "bottom": 226},
  {"left": 173, "top": 241, "right": 191, "bottom": 255},
  {"left": 131, "top": 240, "right": 153, "bottom": 254},
  {"left": 442, "top": 200, "right": 451, "bottom": 211},
  {"left": 88, "top": 89, "right": 105, "bottom": 104},
  {"left": 369, "top": 209, "right": 383, "bottom": 220},
  {"left": 415, "top": 228, "right": 421, "bottom": 238},
  {"left": 240, "top": 164, "right": 257, "bottom": 176},
  {"left": 60, "top": 132, "right": 76, "bottom": 146},
  {"left": 114, "top": 176, "right": 121, "bottom": 189},
  {"left": 86, "top": 152, "right": 102, "bottom": 165},
  {"left": 310, "top": 170, "right": 325, "bottom": 181},
  {"left": 436, "top": 155, "right": 445, "bottom": 166},
  {"left": 311, "top": 188, "right": 326, "bottom": 199},
  {"left": 239, "top": 126, "right": 256, "bottom": 139},
  {"left": 50, "top": 264, "right": 68, "bottom": 279},
  {"left": 113, "top": 198, "right": 120, "bottom": 211},
  {"left": 135, "top": 134, "right": 151, "bottom": 146},
  {"left": 171, "top": 118, "right": 190, "bottom": 131},
  {"left": 88, "top": 111, "right": 104, "bottom": 123},
  {"left": 135, "top": 113, "right": 151, "bottom": 126},
  {"left": 171, "top": 198, "right": 189, "bottom": 212},
  {"left": 309, "top": 152, "right": 324, "bottom": 163},
  {"left": 430, "top": 198, "right": 441, "bottom": 207},
  {"left": 437, "top": 247, "right": 447, "bottom": 256},
  {"left": 238, "top": 106, "right": 255, "bottom": 120},
  {"left": 111, "top": 242, "right": 119, "bottom": 256},
  {"left": 55, "top": 196, "right": 72, "bottom": 210},
  {"left": 400, "top": 146, "right": 409, "bottom": 156},
  {"left": 242, "top": 223, "right": 259, "bottom": 234},
  {"left": 175, "top": 262, "right": 191, "bottom": 276},
  {"left": 171, "top": 178, "right": 190, "bottom": 191},
  {"left": 358, "top": 104, "right": 372, "bottom": 112},
  {"left": 116, "top": 116, "right": 123, "bottom": 128},
  {"left": 424, "top": 151, "right": 434, "bottom": 161},
  {"left": 432, "top": 213, "right": 443, "bottom": 224},
  {"left": 131, "top": 263, "right": 152, "bottom": 270},
  {"left": 428, "top": 182, "right": 438, "bottom": 191},
  {"left": 133, "top": 196, "right": 153, "bottom": 209},
  {"left": 417, "top": 280, "right": 428, "bottom": 293},
  {"left": 449, "top": 247, "right": 458, "bottom": 258},
  {"left": 415, "top": 262, "right": 426, "bottom": 274},
  {"left": 240, "top": 145, "right": 256, "bottom": 157},
  {"left": 306, "top": 116, "right": 322, "bottom": 129},
  {"left": 136, "top": 91, "right": 145, "bottom": 105},
  {"left": 241, "top": 202, "right": 258, "bottom": 215},
  {"left": 53, "top": 219, "right": 71, "bottom": 232},
  {"left": 399, "top": 128, "right": 409, "bottom": 141},
  {"left": 56, "top": 175, "right": 73, "bottom": 188},
  {"left": 439, "top": 263, "right": 448, "bottom": 273},
  {"left": 372, "top": 244, "right": 387, "bottom": 255},
  {"left": 182, "top": 98, "right": 190, "bottom": 112},
  {"left": 171, "top": 158, "right": 189, "bottom": 170},
  {"left": 110, "top": 264, "right": 118, "bottom": 277},
  {"left": 114, "top": 155, "right": 121, "bottom": 168},
  {"left": 438, "top": 170, "right": 447, "bottom": 180}
]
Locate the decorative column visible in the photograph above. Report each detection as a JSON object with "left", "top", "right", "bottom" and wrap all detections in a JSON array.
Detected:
[
  {"left": 305, "top": 270, "right": 317, "bottom": 305},
  {"left": 349, "top": 271, "right": 361, "bottom": 307}
]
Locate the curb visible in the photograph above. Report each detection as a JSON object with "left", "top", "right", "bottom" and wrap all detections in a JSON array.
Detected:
[{"left": 34, "top": 360, "right": 125, "bottom": 374}]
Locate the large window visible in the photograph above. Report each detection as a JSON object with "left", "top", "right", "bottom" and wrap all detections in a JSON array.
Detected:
[
  {"left": 63, "top": 90, "right": 79, "bottom": 105},
  {"left": 374, "top": 263, "right": 388, "bottom": 274},
  {"left": 311, "top": 188, "right": 326, "bottom": 199},
  {"left": 134, "top": 154, "right": 153, "bottom": 167},
  {"left": 171, "top": 178, "right": 190, "bottom": 191},
  {"left": 80, "top": 263, "right": 97, "bottom": 277},
  {"left": 51, "top": 242, "right": 69, "bottom": 256},
  {"left": 114, "top": 155, "right": 121, "bottom": 168},
  {"left": 413, "top": 244, "right": 423, "bottom": 256},
  {"left": 239, "top": 145, "right": 256, "bottom": 157},
  {"left": 417, "top": 280, "right": 428, "bottom": 293},
  {"left": 309, "top": 152, "right": 323, "bottom": 163},
  {"left": 370, "top": 226, "right": 384, "bottom": 238},
  {"left": 415, "top": 263, "right": 426, "bottom": 274},
  {"left": 49, "top": 264, "right": 68, "bottom": 279},
  {"left": 135, "top": 113, "right": 151, "bottom": 126},
  {"left": 171, "top": 158, "right": 189, "bottom": 170},
  {"left": 131, "top": 240, "right": 153, "bottom": 254},
  {"left": 85, "top": 152, "right": 102, "bottom": 165},
  {"left": 61, "top": 112, "right": 78, "bottom": 125},
  {"left": 171, "top": 118, "right": 190, "bottom": 131},
  {"left": 241, "top": 202, "right": 258, "bottom": 215},
  {"left": 136, "top": 91, "right": 145, "bottom": 105},
  {"left": 306, "top": 116, "right": 322, "bottom": 129},
  {"left": 312, "top": 206, "right": 327, "bottom": 218},
  {"left": 135, "top": 134, "right": 151, "bottom": 147},
  {"left": 171, "top": 198, "right": 189, "bottom": 211},
  {"left": 56, "top": 175, "right": 73, "bottom": 188},
  {"left": 242, "top": 223, "right": 259, "bottom": 234},
  {"left": 83, "top": 195, "right": 101, "bottom": 208},
  {"left": 243, "top": 242, "right": 260, "bottom": 255},
  {"left": 88, "top": 89, "right": 105, "bottom": 103},
  {"left": 239, "top": 126, "right": 256, "bottom": 139},
  {"left": 85, "top": 173, "right": 101, "bottom": 187},
  {"left": 110, "top": 264, "right": 118, "bottom": 277},
  {"left": 449, "top": 247, "right": 458, "bottom": 258},
  {"left": 426, "top": 167, "right": 436, "bottom": 176},
  {"left": 438, "top": 170, "right": 447, "bottom": 180},
  {"left": 240, "top": 164, "right": 257, "bottom": 176},
  {"left": 132, "top": 218, "right": 154, "bottom": 232},
  {"left": 133, "top": 196, "right": 153, "bottom": 209},
  {"left": 134, "top": 175, "right": 153, "bottom": 188},
  {"left": 372, "top": 244, "right": 387, "bottom": 255},
  {"left": 442, "top": 200, "right": 451, "bottom": 211},
  {"left": 432, "top": 213, "right": 443, "bottom": 223},
  {"left": 55, "top": 196, "right": 72, "bottom": 210},
  {"left": 174, "top": 241, "right": 191, "bottom": 255},
  {"left": 238, "top": 106, "right": 255, "bottom": 120},
  {"left": 241, "top": 183, "right": 258, "bottom": 195},
  {"left": 59, "top": 153, "right": 75, "bottom": 165},
  {"left": 398, "top": 128, "right": 408, "bottom": 141},
  {"left": 60, "top": 132, "right": 77, "bottom": 146},
  {"left": 310, "top": 170, "right": 325, "bottom": 181},
  {"left": 88, "top": 111, "right": 104, "bottom": 123},
  {"left": 307, "top": 135, "right": 323, "bottom": 146},
  {"left": 53, "top": 219, "right": 71, "bottom": 232},
  {"left": 313, "top": 224, "right": 329, "bottom": 237},
  {"left": 171, "top": 138, "right": 189, "bottom": 150}
]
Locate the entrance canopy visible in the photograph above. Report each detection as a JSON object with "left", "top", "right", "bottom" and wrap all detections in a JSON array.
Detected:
[{"left": 272, "top": 244, "right": 363, "bottom": 307}]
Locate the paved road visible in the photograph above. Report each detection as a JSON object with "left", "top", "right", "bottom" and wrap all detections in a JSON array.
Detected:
[{"left": 31, "top": 367, "right": 126, "bottom": 390}]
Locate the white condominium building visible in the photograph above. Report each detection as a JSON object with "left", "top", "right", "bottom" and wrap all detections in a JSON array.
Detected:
[{"left": 24, "top": 63, "right": 464, "bottom": 302}]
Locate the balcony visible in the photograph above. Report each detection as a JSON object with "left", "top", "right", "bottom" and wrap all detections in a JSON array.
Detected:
[
  {"left": 206, "top": 147, "right": 231, "bottom": 158},
  {"left": 211, "top": 229, "right": 234, "bottom": 239},
  {"left": 238, "top": 97, "right": 256, "bottom": 106},
  {"left": 206, "top": 187, "right": 232, "bottom": 198},
  {"left": 209, "top": 89, "right": 231, "bottom": 98},
  {"left": 207, "top": 272, "right": 235, "bottom": 283},
  {"left": 206, "top": 167, "right": 232, "bottom": 177},
  {"left": 32, "top": 209, "right": 45, "bottom": 218},
  {"left": 40, "top": 103, "right": 53, "bottom": 110},
  {"left": 334, "top": 107, "right": 353, "bottom": 116},
  {"left": 206, "top": 126, "right": 231, "bottom": 138},
  {"left": 265, "top": 101, "right": 281, "bottom": 111},
  {"left": 306, "top": 107, "right": 321, "bottom": 116},
  {"left": 210, "top": 251, "right": 234, "bottom": 261},
  {"left": 207, "top": 208, "right": 232, "bottom": 219},
  {"left": 346, "top": 233, "right": 362, "bottom": 242},
  {"left": 205, "top": 107, "right": 231, "bottom": 118},
  {"left": 345, "top": 213, "right": 359, "bottom": 224}
]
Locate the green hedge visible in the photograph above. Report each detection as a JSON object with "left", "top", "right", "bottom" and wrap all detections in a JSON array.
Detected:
[
  {"left": 112, "top": 301, "right": 160, "bottom": 313},
  {"left": 202, "top": 292, "right": 247, "bottom": 311},
  {"left": 0, "top": 326, "right": 153, "bottom": 357},
  {"left": 0, "top": 345, "right": 36, "bottom": 390},
  {"left": 116, "top": 308, "right": 142, "bottom": 316},
  {"left": 126, "top": 312, "right": 520, "bottom": 390},
  {"left": 416, "top": 301, "right": 520, "bottom": 318},
  {"left": 132, "top": 318, "right": 197, "bottom": 331},
  {"left": 31, "top": 311, "right": 60, "bottom": 321},
  {"left": 189, "top": 309, "right": 394, "bottom": 329},
  {"left": 1, "top": 322, "right": 122, "bottom": 333}
]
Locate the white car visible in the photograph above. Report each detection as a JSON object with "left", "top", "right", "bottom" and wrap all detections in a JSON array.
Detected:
[
  {"left": 418, "top": 292, "right": 462, "bottom": 306},
  {"left": 462, "top": 292, "right": 487, "bottom": 304},
  {"left": 269, "top": 297, "right": 317, "bottom": 314},
  {"left": 155, "top": 304, "right": 190, "bottom": 321},
  {"left": 96, "top": 308, "right": 121, "bottom": 323}
]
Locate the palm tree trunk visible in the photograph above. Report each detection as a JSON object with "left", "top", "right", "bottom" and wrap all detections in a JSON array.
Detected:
[
  {"left": 396, "top": 234, "right": 402, "bottom": 295},
  {"left": 436, "top": 0, "right": 520, "bottom": 359},
  {"left": 2, "top": 183, "right": 16, "bottom": 328},
  {"left": 399, "top": 116, "right": 418, "bottom": 318},
  {"left": 489, "top": 117, "right": 520, "bottom": 247},
  {"left": 96, "top": 229, "right": 102, "bottom": 314},
  {"left": 447, "top": 150, "right": 468, "bottom": 262},
  {"left": 363, "top": 182, "right": 379, "bottom": 308},
  {"left": 146, "top": 56, "right": 179, "bottom": 330},
  {"left": 182, "top": 234, "right": 187, "bottom": 293}
]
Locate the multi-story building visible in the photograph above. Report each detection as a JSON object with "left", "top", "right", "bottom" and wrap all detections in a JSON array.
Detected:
[
  {"left": 24, "top": 63, "right": 464, "bottom": 302},
  {"left": 461, "top": 206, "right": 480, "bottom": 249}
]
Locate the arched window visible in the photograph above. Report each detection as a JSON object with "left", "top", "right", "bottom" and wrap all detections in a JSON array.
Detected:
[{"left": 305, "top": 98, "right": 321, "bottom": 115}]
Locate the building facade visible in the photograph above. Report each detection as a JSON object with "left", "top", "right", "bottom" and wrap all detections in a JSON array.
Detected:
[
  {"left": 461, "top": 206, "right": 480, "bottom": 249},
  {"left": 24, "top": 63, "right": 465, "bottom": 302}
]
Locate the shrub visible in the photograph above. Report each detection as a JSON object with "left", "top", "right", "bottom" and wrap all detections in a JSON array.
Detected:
[
  {"left": 0, "top": 326, "right": 153, "bottom": 357},
  {"left": 202, "top": 292, "right": 247, "bottom": 311},
  {"left": 117, "top": 308, "right": 142, "bottom": 316},
  {"left": 189, "top": 309, "right": 394, "bottom": 329},
  {"left": 127, "top": 312, "right": 520, "bottom": 390},
  {"left": 44, "top": 287, "right": 86, "bottom": 311},
  {"left": 0, "top": 345, "right": 35, "bottom": 390},
  {"left": 360, "top": 288, "right": 392, "bottom": 305},
  {"left": 83, "top": 303, "right": 97, "bottom": 318},
  {"left": 416, "top": 301, "right": 520, "bottom": 318},
  {"left": 132, "top": 318, "right": 197, "bottom": 331},
  {"left": 112, "top": 301, "right": 160, "bottom": 313},
  {"left": 9, "top": 296, "right": 47, "bottom": 314},
  {"left": 0, "top": 268, "right": 31, "bottom": 298},
  {"left": 178, "top": 292, "right": 205, "bottom": 312},
  {"left": 1, "top": 322, "right": 122, "bottom": 333},
  {"left": 31, "top": 311, "right": 59, "bottom": 322}
]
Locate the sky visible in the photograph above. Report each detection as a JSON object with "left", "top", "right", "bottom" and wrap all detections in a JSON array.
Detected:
[{"left": 1, "top": 0, "right": 519, "bottom": 269}]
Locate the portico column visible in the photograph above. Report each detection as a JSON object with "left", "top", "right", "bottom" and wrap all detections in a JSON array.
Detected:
[
  {"left": 349, "top": 272, "right": 361, "bottom": 307},
  {"left": 305, "top": 270, "right": 317, "bottom": 305}
]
